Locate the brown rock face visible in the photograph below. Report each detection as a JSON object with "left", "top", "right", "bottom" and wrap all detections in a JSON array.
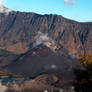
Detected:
[{"left": 0, "top": 11, "right": 92, "bottom": 55}]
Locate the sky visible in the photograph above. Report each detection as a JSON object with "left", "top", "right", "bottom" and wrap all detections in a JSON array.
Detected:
[{"left": 0, "top": 0, "right": 92, "bottom": 22}]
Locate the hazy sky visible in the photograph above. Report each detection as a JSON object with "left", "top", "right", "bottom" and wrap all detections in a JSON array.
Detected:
[{"left": 1, "top": 0, "right": 92, "bottom": 22}]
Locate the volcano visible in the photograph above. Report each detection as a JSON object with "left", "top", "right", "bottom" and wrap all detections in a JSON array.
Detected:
[{"left": 6, "top": 42, "right": 80, "bottom": 78}]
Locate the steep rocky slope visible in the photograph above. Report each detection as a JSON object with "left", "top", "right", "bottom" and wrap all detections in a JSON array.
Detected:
[{"left": 0, "top": 11, "right": 92, "bottom": 55}]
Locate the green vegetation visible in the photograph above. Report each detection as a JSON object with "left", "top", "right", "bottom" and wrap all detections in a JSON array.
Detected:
[
  {"left": 79, "top": 55, "right": 92, "bottom": 66},
  {"left": 74, "top": 55, "right": 92, "bottom": 92}
]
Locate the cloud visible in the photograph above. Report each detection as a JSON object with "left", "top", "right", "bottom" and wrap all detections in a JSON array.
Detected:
[
  {"left": 0, "top": 0, "right": 5, "bottom": 7},
  {"left": 68, "top": 52, "right": 79, "bottom": 59},
  {"left": 33, "top": 32, "right": 55, "bottom": 47},
  {"left": 33, "top": 32, "right": 49, "bottom": 47},
  {"left": 64, "top": 0, "right": 68, "bottom": 5},
  {"left": 64, "top": 0, "right": 76, "bottom": 5},
  {"left": 0, "top": 82, "right": 7, "bottom": 92},
  {"left": 0, "top": 0, "right": 12, "bottom": 15},
  {"left": 71, "top": 0, "right": 76, "bottom": 5},
  {"left": 50, "top": 64, "right": 57, "bottom": 69}
]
